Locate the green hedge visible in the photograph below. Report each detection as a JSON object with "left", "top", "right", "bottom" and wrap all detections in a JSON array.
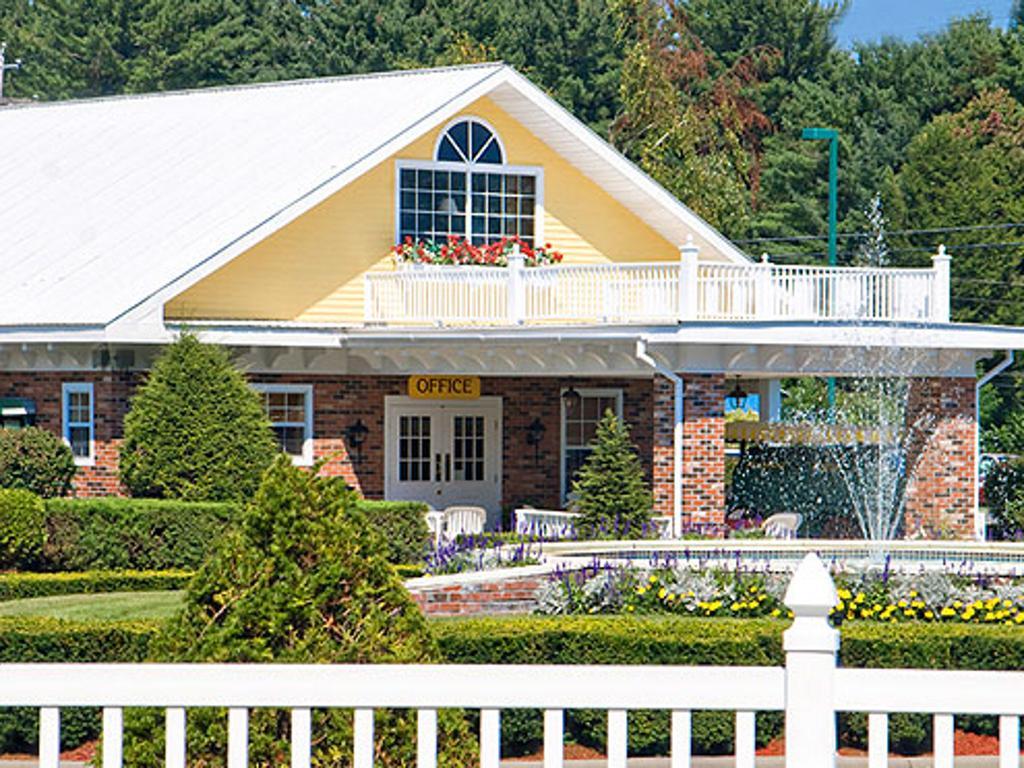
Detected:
[
  {"left": 355, "top": 499, "right": 431, "bottom": 565},
  {"left": 42, "top": 497, "right": 237, "bottom": 571},
  {"left": 0, "top": 570, "right": 192, "bottom": 602},
  {"left": 434, "top": 615, "right": 1024, "bottom": 756},
  {"left": 0, "top": 618, "right": 160, "bottom": 751}
]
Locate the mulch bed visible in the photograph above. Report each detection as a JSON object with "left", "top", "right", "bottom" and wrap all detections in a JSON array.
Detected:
[{"left": 758, "top": 730, "right": 1009, "bottom": 757}]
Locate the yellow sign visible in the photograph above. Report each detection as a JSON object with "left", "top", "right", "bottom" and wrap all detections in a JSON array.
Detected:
[{"left": 408, "top": 375, "right": 481, "bottom": 400}]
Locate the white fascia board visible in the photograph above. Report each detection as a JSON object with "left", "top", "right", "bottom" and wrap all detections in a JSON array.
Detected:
[
  {"left": 495, "top": 69, "right": 752, "bottom": 266},
  {"left": 106, "top": 66, "right": 511, "bottom": 332}
]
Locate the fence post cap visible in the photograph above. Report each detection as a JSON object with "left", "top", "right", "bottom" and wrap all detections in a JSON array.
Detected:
[
  {"left": 783, "top": 553, "right": 837, "bottom": 617},
  {"left": 933, "top": 244, "right": 950, "bottom": 262}
]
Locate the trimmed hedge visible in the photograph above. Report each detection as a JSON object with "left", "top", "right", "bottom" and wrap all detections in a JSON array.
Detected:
[
  {"left": 0, "top": 618, "right": 160, "bottom": 751},
  {"left": 433, "top": 615, "right": 1024, "bottom": 756},
  {"left": 42, "top": 497, "right": 237, "bottom": 571},
  {"left": 0, "top": 489, "right": 46, "bottom": 569},
  {"left": 0, "top": 570, "right": 192, "bottom": 602},
  {"left": 355, "top": 499, "right": 431, "bottom": 565},
  {"left": 0, "top": 427, "right": 76, "bottom": 498}
]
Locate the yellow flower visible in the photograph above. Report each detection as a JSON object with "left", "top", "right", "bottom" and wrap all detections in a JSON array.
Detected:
[
  {"left": 1015, "top": 613, "right": 1024, "bottom": 624},
  {"left": 855, "top": 593, "right": 866, "bottom": 603},
  {"left": 771, "top": 608, "right": 781, "bottom": 617},
  {"left": 658, "top": 587, "right": 667, "bottom": 599},
  {"left": 626, "top": 605, "right": 635, "bottom": 612},
  {"left": 636, "top": 586, "right": 646, "bottom": 595},
  {"left": 1005, "top": 600, "right": 1014, "bottom": 609},
  {"left": 837, "top": 588, "right": 852, "bottom": 600},
  {"left": 911, "top": 600, "right": 925, "bottom": 609},
  {"left": 924, "top": 611, "right": 934, "bottom": 619},
  {"left": 836, "top": 600, "right": 845, "bottom": 611},
  {"left": 749, "top": 584, "right": 760, "bottom": 593},
  {"left": 909, "top": 590, "right": 918, "bottom": 598},
  {"left": 953, "top": 601, "right": 963, "bottom": 609},
  {"left": 897, "top": 600, "right": 908, "bottom": 608},
  {"left": 940, "top": 607, "right": 956, "bottom": 618},
  {"left": 730, "top": 602, "right": 741, "bottom": 611},
  {"left": 649, "top": 575, "right": 658, "bottom": 583}
]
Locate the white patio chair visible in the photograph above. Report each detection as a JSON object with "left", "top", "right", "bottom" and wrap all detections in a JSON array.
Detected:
[
  {"left": 762, "top": 512, "right": 803, "bottom": 539},
  {"left": 443, "top": 505, "right": 486, "bottom": 539},
  {"left": 424, "top": 508, "right": 445, "bottom": 546}
]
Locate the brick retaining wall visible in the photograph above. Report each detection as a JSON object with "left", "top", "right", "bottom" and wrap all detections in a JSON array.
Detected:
[{"left": 407, "top": 571, "right": 548, "bottom": 616}]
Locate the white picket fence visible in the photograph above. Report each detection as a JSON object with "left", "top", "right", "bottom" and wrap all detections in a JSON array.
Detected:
[
  {"left": 365, "top": 246, "right": 950, "bottom": 327},
  {"left": 8, "top": 554, "right": 1024, "bottom": 768}
]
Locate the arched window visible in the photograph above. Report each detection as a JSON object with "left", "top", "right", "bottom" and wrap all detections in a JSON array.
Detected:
[
  {"left": 436, "top": 119, "right": 504, "bottom": 164},
  {"left": 397, "top": 118, "right": 541, "bottom": 247}
]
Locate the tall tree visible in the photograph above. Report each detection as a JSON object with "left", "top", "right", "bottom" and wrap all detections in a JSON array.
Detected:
[{"left": 610, "top": 0, "right": 777, "bottom": 234}]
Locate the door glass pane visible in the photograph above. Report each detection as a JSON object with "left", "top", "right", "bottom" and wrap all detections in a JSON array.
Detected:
[
  {"left": 399, "top": 415, "right": 431, "bottom": 483},
  {"left": 453, "top": 415, "right": 485, "bottom": 482}
]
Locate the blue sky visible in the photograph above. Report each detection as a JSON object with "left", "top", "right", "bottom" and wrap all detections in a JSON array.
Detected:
[{"left": 835, "top": 0, "right": 1013, "bottom": 47}]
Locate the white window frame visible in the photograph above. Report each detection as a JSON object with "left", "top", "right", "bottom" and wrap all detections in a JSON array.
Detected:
[
  {"left": 252, "top": 384, "right": 314, "bottom": 467},
  {"left": 559, "top": 387, "right": 624, "bottom": 503},
  {"left": 61, "top": 382, "right": 95, "bottom": 467},
  {"left": 394, "top": 116, "right": 545, "bottom": 247},
  {"left": 432, "top": 115, "right": 508, "bottom": 164}
]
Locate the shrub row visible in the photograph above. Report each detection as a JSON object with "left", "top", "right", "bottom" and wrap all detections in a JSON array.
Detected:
[
  {"left": 433, "top": 615, "right": 1024, "bottom": 756},
  {"left": 0, "top": 495, "right": 430, "bottom": 572},
  {"left": 0, "top": 618, "right": 161, "bottom": 751},
  {"left": 42, "top": 497, "right": 237, "bottom": 571},
  {"left": 354, "top": 499, "right": 431, "bottom": 566},
  {"left": 0, "top": 570, "right": 193, "bottom": 602}
]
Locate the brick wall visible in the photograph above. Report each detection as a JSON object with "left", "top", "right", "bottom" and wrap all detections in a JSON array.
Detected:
[
  {"left": 902, "top": 377, "right": 976, "bottom": 539},
  {"left": 0, "top": 372, "right": 655, "bottom": 512},
  {"left": 652, "top": 374, "right": 726, "bottom": 531},
  {"left": 407, "top": 572, "right": 546, "bottom": 616},
  {"left": 0, "top": 371, "right": 136, "bottom": 496}
]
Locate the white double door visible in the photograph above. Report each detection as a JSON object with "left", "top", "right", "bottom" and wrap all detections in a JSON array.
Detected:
[{"left": 384, "top": 396, "right": 502, "bottom": 524}]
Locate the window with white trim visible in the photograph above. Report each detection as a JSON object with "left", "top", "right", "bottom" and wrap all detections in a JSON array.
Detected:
[
  {"left": 253, "top": 384, "right": 313, "bottom": 466},
  {"left": 397, "top": 117, "right": 541, "bottom": 246},
  {"left": 61, "top": 383, "right": 94, "bottom": 465},
  {"left": 560, "top": 388, "right": 623, "bottom": 502}
]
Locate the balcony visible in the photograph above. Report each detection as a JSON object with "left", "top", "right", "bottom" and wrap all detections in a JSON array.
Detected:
[{"left": 364, "top": 247, "right": 951, "bottom": 327}]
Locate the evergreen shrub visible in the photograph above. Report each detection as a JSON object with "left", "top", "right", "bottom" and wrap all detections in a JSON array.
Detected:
[
  {"left": 0, "top": 427, "right": 76, "bottom": 498},
  {"left": 121, "top": 457, "right": 474, "bottom": 767},
  {"left": 42, "top": 497, "right": 236, "bottom": 571},
  {"left": 983, "top": 457, "right": 1024, "bottom": 537},
  {"left": 118, "top": 332, "right": 278, "bottom": 502},
  {"left": 571, "top": 411, "right": 653, "bottom": 538},
  {"left": 355, "top": 499, "right": 431, "bottom": 564},
  {"left": 0, "top": 489, "right": 45, "bottom": 569}
]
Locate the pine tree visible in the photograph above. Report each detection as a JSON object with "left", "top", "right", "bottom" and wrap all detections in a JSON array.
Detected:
[
  {"left": 118, "top": 332, "right": 277, "bottom": 502},
  {"left": 572, "top": 410, "right": 653, "bottom": 538},
  {"left": 121, "top": 457, "right": 474, "bottom": 766}
]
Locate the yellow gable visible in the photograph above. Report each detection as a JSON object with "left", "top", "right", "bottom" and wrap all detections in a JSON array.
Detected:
[{"left": 166, "top": 97, "right": 703, "bottom": 324}]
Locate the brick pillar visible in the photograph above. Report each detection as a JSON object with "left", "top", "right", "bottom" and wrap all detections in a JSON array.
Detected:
[
  {"left": 652, "top": 373, "right": 726, "bottom": 534},
  {"left": 902, "top": 377, "right": 975, "bottom": 539}
]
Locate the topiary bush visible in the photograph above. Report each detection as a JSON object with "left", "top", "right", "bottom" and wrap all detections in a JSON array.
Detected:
[
  {"left": 121, "top": 457, "right": 474, "bottom": 767},
  {"left": 356, "top": 499, "right": 432, "bottom": 564},
  {"left": 118, "top": 332, "right": 278, "bottom": 502},
  {"left": 571, "top": 411, "right": 653, "bottom": 538},
  {"left": 42, "top": 497, "right": 236, "bottom": 571},
  {"left": 0, "top": 427, "right": 76, "bottom": 498},
  {"left": 0, "top": 489, "right": 45, "bottom": 569}
]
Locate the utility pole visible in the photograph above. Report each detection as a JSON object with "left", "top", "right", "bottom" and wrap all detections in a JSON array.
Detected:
[
  {"left": 0, "top": 43, "right": 23, "bottom": 102},
  {"left": 802, "top": 127, "right": 840, "bottom": 418}
]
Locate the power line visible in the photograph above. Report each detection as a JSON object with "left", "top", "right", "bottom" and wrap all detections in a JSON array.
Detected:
[
  {"left": 735, "top": 221, "right": 1024, "bottom": 246},
  {"left": 766, "top": 238, "right": 1024, "bottom": 261}
]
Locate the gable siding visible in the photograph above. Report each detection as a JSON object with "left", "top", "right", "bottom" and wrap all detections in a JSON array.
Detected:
[{"left": 165, "top": 97, "right": 693, "bottom": 324}]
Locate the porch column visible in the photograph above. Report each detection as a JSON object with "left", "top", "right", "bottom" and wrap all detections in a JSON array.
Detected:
[
  {"left": 757, "top": 379, "right": 781, "bottom": 423},
  {"left": 653, "top": 374, "right": 726, "bottom": 534},
  {"left": 902, "top": 377, "right": 975, "bottom": 539}
]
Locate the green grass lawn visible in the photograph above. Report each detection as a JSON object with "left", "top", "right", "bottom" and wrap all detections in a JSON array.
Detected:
[{"left": 0, "top": 590, "right": 185, "bottom": 621}]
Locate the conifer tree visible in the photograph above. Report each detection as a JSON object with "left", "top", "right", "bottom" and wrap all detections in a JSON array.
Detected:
[
  {"left": 119, "top": 332, "right": 277, "bottom": 502},
  {"left": 121, "top": 457, "right": 473, "bottom": 766},
  {"left": 572, "top": 410, "right": 653, "bottom": 538}
]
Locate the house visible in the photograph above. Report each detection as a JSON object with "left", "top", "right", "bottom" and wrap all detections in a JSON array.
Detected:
[{"left": 2, "top": 62, "right": 1022, "bottom": 539}]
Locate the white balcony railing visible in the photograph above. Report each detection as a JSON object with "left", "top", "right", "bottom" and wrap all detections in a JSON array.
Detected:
[
  {"left": 365, "top": 245, "right": 952, "bottom": 327},
  {"left": 8, "top": 554, "right": 1024, "bottom": 768}
]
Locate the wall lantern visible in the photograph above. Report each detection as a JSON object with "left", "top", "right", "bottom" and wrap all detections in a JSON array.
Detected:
[
  {"left": 346, "top": 418, "right": 369, "bottom": 463},
  {"left": 525, "top": 417, "right": 546, "bottom": 463},
  {"left": 561, "top": 386, "right": 582, "bottom": 416},
  {"left": 727, "top": 380, "right": 749, "bottom": 410}
]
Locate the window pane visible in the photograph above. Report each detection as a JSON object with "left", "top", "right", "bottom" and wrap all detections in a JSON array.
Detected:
[
  {"left": 400, "top": 168, "right": 415, "bottom": 188},
  {"left": 449, "top": 122, "right": 469, "bottom": 158},
  {"left": 438, "top": 135, "right": 462, "bottom": 162},
  {"left": 69, "top": 426, "right": 90, "bottom": 459},
  {"left": 275, "top": 425, "right": 305, "bottom": 457}
]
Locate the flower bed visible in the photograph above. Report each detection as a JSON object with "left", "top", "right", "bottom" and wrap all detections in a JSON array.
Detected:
[
  {"left": 391, "top": 235, "right": 563, "bottom": 267},
  {"left": 536, "top": 560, "right": 1024, "bottom": 625},
  {"left": 425, "top": 533, "right": 544, "bottom": 575}
]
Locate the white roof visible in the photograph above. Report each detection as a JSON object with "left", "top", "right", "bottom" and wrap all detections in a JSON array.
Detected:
[{"left": 0, "top": 63, "right": 748, "bottom": 330}]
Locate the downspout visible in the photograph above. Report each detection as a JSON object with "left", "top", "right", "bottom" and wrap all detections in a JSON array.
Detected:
[
  {"left": 975, "top": 350, "right": 1014, "bottom": 540},
  {"left": 636, "top": 339, "right": 683, "bottom": 538}
]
